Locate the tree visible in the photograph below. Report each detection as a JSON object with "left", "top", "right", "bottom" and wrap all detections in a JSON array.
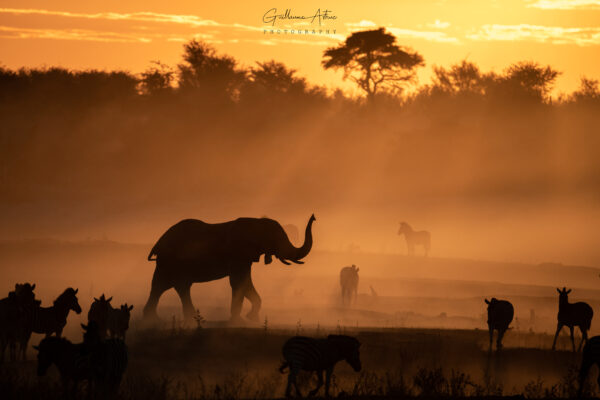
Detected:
[
  {"left": 570, "top": 77, "right": 600, "bottom": 103},
  {"left": 140, "top": 61, "right": 174, "bottom": 95},
  {"left": 322, "top": 28, "right": 424, "bottom": 100},
  {"left": 177, "top": 40, "right": 245, "bottom": 100},
  {"left": 249, "top": 60, "right": 307, "bottom": 94},
  {"left": 432, "top": 60, "right": 492, "bottom": 95},
  {"left": 488, "top": 61, "right": 560, "bottom": 102}
]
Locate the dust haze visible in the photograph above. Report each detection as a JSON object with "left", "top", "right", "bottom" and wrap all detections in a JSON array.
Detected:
[{"left": 1, "top": 37, "right": 600, "bottom": 397}]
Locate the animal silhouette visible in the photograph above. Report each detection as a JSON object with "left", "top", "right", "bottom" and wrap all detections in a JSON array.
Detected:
[
  {"left": 107, "top": 304, "right": 134, "bottom": 339},
  {"left": 0, "top": 283, "right": 39, "bottom": 362},
  {"left": 485, "top": 298, "right": 514, "bottom": 350},
  {"left": 552, "top": 287, "right": 593, "bottom": 352},
  {"left": 143, "top": 214, "right": 315, "bottom": 321},
  {"left": 82, "top": 322, "right": 129, "bottom": 399},
  {"left": 280, "top": 335, "right": 362, "bottom": 397},
  {"left": 34, "top": 321, "right": 128, "bottom": 398},
  {"left": 282, "top": 224, "right": 300, "bottom": 245},
  {"left": 33, "top": 336, "right": 93, "bottom": 397},
  {"left": 340, "top": 265, "right": 359, "bottom": 307},
  {"left": 579, "top": 336, "right": 600, "bottom": 397},
  {"left": 398, "top": 222, "right": 430, "bottom": 256},
  {"left": 17, "top": 287, "right": 82, "bottom": 361},
  {"left": 88, "top": 294, "right": 113, "bottom": 339}
]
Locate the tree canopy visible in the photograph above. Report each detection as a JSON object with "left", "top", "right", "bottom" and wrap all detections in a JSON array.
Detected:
[{"left": 322, "top": 28, "right": 424, "bottom": 99}]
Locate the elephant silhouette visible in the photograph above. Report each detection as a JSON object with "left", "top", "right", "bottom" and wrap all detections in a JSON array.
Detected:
[{"left": 143, "top": 214, "right": 316, "bottom": 322}]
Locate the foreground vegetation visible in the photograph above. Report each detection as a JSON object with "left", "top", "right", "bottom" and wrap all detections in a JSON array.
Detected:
[{"left": 1, "top": 326, "right": 596, "bottom": 399}]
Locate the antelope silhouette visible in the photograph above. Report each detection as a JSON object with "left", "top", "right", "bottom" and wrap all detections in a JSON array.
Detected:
[{"left": 552, "top": 287, "right": 593, "bottom": 352}]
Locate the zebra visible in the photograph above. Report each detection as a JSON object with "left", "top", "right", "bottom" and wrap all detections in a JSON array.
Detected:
[
  {"left": 88, "top": 294, "right": 113, "bottom": 339},
  {"left": 485, "top": 298, "right": 514, "bottom": 350},
  {"left": 33, "top": 322, "right": 128, "bottom": 398},
  {"left": 279, "top": 335, "right": 362, "bottom": 397},
  {"left": 107, "top": 304, "right": 134, "bottom": 340},
  {"left": 0, "top": 283, "right": 39, "bottom": 362},
  {"left": 81, "top": 322, "right": 128, "bottom": 398},
  {"left": 340, "top": 265, "right": 359, "bottom": 307},
  {"left": 552, "top": 287, "right": 593, "bottom": 352},
  {"left": 17, "top": 287, "right": 82, "bottom": 360},
  {"left": 398, "top": 222, "right": 430, "bottom": 256},
  {"left": 33, "top": 336, "right": 94, "bottom": 398},
  {"left": 579, "top": 336, "right": 600, "bottom": 396}
]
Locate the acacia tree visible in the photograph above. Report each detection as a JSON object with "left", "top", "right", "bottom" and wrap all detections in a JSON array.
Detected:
[{"left": 322, "top": 28, "right": 424, "bottom": 100}]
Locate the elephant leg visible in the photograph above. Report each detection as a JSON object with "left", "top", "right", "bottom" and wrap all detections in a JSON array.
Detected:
[
  {"left": 229, "top": 273, "right": 249, "bottom": 322},
  {"left": 244, "top": 279, "right": 262, "bottom": 322},
  {"left": 174, "top": 282, "right": 196, "bottom": 320},
  {"left": 143, "top": 269, "right": 172, "bottom": 320}
]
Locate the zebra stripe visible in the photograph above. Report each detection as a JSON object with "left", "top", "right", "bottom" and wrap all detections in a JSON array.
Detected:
[
  {"left": 91, "top": 338, "right": 128, "bottom": 395},
  {"left": 280, "top": 335, "right": 361, "bottom": 397}
]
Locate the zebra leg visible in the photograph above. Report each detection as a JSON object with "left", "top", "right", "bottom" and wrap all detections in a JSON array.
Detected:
[
  {"left": 552, "top": 323, "right": 563, "bottom": 350},
  {"left": 308, "top": 370, "right": 324, "bottom": 397},
  {"left": 325, "top": 367, "right": 334, "bottom": 397},
  {"left": 578, "top": 356, "right": 593, "bottom": 398},
  {"left": 174, "top": 282, "right": 196, "bottom": 320},
  {"left": 569, "top": 326, "right": 576, "bottom": 352},
  {"left": 244, "top": 278, "right": 262, "bottom": 322},
  {"left": 579, "top": 327, "right": 588, "bottom": 352},
  {"left": 496, "top": 328, "right": 506, "bottom": 350},
  {"left": 19, "top": 330, "right": 31, "bottom": 360},
  {"left": 288, "top": 367, "right": 303, "bottom": 398}
]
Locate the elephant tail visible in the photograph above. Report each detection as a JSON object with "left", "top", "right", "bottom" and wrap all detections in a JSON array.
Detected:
[{"left": 147, "top": 244, "right": 158, "bottom": 261}]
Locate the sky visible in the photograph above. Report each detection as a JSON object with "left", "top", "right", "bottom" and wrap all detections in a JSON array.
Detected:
[{"left": 1, "top": 0, "right": 600, "bottom": 94}]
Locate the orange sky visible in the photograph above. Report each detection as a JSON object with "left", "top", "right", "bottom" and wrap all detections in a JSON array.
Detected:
[{"left": 1, "top": 0, "right": 600, "bottom": 94}]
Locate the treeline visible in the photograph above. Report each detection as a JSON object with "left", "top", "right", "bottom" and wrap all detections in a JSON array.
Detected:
[{"left": 0, "top": 38, "right": 599, "bottom": 217}]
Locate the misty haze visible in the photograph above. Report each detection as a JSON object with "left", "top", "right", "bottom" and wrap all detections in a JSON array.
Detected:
[{"left": 1, "top": 7, "right": 600, "bottom": 400}]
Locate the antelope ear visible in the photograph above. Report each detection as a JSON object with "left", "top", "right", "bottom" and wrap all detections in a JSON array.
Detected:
[
  {"left": 556, "top": 288, "right": 561, "bottom": 294},
  {"left": 94, "top": 297, "right": 99, "bottom": 301},
  {"left": 33, "top": 345, "right": 39, "bottom": 351},
  {"left": 31, "top": 284, "right": 36, "bottom": 290},
  {"left": 107, "top": 297, "right": 113, "bottom": 302},
  {"left": 567, "top": 289, "right": 572, "bottom": 294},
  {"left": 485, "top": 299, "right": 490, "bottom": 304},
  {"left": 81, "top": 323, "right": 87, "bottom": 330},
  {"left": 128, "top": 305, "right": 134, "bottom": 311},
  {"left": 74, "top": 288, "right": 78, "bottom": 294},
  {"left": 356, "top": 268, "right": 359, "bottom": 272}
]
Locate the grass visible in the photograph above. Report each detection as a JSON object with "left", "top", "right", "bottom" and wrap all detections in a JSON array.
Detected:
[{"left": 0, "top": 325, "right": 595, "bottom": 399}]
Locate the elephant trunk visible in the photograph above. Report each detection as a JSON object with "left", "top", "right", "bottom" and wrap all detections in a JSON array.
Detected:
[{"left": 280, "top": 214, "right": 315, "bottom": 263}]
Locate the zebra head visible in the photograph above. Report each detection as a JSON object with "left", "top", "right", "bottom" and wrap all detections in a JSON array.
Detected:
[
  {"left": 398, "top": 222, "right": 410, "bottom": 235},
  {"left": 33, "top": 337, "right": 64, "bottom": 377},
  {"left": 328, "top": 335, "right": 362, "bottom": 372},
  {"left": 57, "top": 288, "right": 82, "bottom": 314}
]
